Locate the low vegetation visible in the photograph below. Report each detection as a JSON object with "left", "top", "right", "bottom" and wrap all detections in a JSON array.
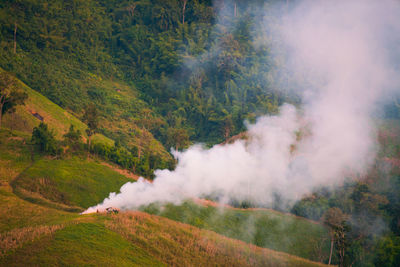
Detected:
[
  {"left": 0, "top": 211, "right": 328, "bottom": 267},
  {"left": 105, "top": 211, "right": 328, "bottom": 267},
  {"left": 12, "top": 156, "right": 133, "bottom": 210},
  {"left": 143, "top": 201, "right": 330, "bottom": 262},
  {"left": 0, "top": 224, "right": 64, "bottom": 257}
]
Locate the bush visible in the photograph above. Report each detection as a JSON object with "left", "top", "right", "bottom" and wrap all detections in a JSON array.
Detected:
[
  {"left": 90, "top": 141, "right": 174, "bottom": 178},
  {"left": 31, "top": 122, "right": 61, "bottom": 155},
  {"left": 63, "top": 124, "right": 84, "bottom": 153}
]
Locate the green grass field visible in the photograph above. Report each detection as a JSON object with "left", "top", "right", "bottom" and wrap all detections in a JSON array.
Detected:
[
  {"left": 12, "top": 157, "right": 133, "bottom": 210},
  {"left": 143, "top": 201, "right": 331, "bottom": 262}
]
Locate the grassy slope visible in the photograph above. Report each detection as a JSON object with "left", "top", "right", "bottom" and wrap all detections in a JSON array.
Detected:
[
  {"left": 7, "top": 134, "right": 331, "bottom": 262},
  {"left": 144, "top": 201, "right": 331, "bottom": 262},
  {"left": 12, "top": 157, "right": 133, "bottom": 210},
  {"left": 1, "top": 68, "right": 173, "bottom": 162},
  {"left": 0, "top": 129, "right": 329, "bottom": 266},
  {"left": 1, "top": 221, "right": 163, "bottom": 267},
  {"left": 1, "top": 68, "right": 112, "bottom": 144},
  {"left": 1, "top": 68, "right": 172, "bottom": 161},
  {"left": 0, "top": 128, "right": 131, "bottom": 213},
  {"left": 1, "top": 212, "right": 327, "bottom": 267}
]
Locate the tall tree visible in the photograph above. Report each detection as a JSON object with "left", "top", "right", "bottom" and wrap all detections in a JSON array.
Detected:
[
  {"left": 63, "top": 124, "right": 82, "bottom": 152},
  {"left": 82, "top": 104, "right": 99, "bottom": 152},
  {"left": 222, "top": 114, "right": 234, "bottom": 142},
  {"left": 0, "top": 72, "right": 27, "bottom": 128},
  {"left": 13, "top": 22, "right": 17, "bottom": 54},
  {"left": 31, "top": 122, "right": 60, "bottom": 155},
  {"left": 182, "top": 0, "right": 187, "bottom": 24},
  {"left": 167, "top": 127, "right": 190, "bottom": 150}
]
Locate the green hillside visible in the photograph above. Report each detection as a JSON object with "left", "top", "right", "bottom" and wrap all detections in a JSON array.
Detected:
[
  {"left": 2, "top": 1, "right": 400, "bottom": 266},
  {"left": 0, "top": 70, "right": 173, "bottom": 177},
  {"left": 11, "top": 157, "right": 133, "bottom": 212},
  {"left": 1, "top": 68, "right": 112, "bottom": 145},
  {"left": 144, "top": 201, "right": 331, "bottom": 262},
  {"left": 0, "top": 0, "right": 285, "bottom": 147},
  {"left": 0, "top": 211, "right": 328, "bottom": 267},
  {"left": 0, "top": 128, "right": 328, "bottom": 266}
]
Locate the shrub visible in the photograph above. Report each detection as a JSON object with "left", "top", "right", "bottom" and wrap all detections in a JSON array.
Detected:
[{"left": 31, "top": 122, "right": 61, "bottom": 155}]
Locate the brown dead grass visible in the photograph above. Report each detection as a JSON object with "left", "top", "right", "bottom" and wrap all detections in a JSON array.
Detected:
[
  {"left": 0, "top": 160, "right": 20, "bottom": 183},
  {"left": 224, "top": 132, "right": 249, "bottom": 144},
  {"left": 105, "top": 211, "right": 328, "bottom": 267},
  {"left": 99, "top": 162, "right": 139, "bottom": 181},
  {"left": 0, "top": 224, "right": 63, "bottom": 257}
]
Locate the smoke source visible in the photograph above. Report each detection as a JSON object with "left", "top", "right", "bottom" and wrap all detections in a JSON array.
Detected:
[{"left": 84, "top": 0, "right": 400, "bottom": 214}]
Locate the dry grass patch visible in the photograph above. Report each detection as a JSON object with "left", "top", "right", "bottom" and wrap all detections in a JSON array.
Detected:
[
  {"left": 0, "top": 224, "right": 64, "bottom": 257},
  {"left": 105, "top": 211, "right": 328, "bottom": 267},
  {"left": 99, "top": 161, "right": 139, "bottom": 180},
  {"left": 12, "top": 187, "right": 83, "bottom": 213},
  {"left": 0, "top": 192, "right": 75, "bottom": 232},
  {"left": 0, "top": 161, "right": 20, "bottom": 182}
]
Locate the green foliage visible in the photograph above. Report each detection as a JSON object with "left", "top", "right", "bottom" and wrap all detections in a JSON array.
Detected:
[
  {"left": 82, "top": 104, "right": 98, "bottom": 138},
  {"left": 31, "top": 122, "right": 61, "bottom": 155},
  {"left": 91, "top": 141, "right": 174, "bottom": 178},
  {"left": 292, "top": 194, "right": 330, "bottom": 221},
  {"left": 292, "top": 175, "right": 398, "bottom": 266},
  {"left": 166, "top": 127, "right": 190, "bottom": 150},
  {"left": 375, "top": 235, "right": 400, "bottom": 267},
  {"left": 0, "top": 0, "right": 285, "bottom": 147},
  {"left": 1, "top": 89, "right": 27, "bottom": 114},
  {"left": 0, "top": 72, "right": 27, "bottom": 127},
  {"left": 63, "top": 124, "right": 83, "bottom": 152}
]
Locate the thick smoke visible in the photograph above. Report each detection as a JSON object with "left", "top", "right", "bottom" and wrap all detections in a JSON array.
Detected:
[{"left": 84, "top": 0, "right": 400, "bottom": 213}]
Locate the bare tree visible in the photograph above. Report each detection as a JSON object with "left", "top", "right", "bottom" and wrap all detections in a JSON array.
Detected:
[
  {"left": 126, "top": 3, "right": 137, "bottom": 17},
  {"left": 181, "top": 0, "right": 188, "bottom": 24},
  {"left": 14, "top": 22, "right": 17, "bottom": 54}
]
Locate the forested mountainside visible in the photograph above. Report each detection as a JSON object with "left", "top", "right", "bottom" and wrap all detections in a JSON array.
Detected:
[
  {"left": 2, "top": 1, "right": 400, "bottom": 266},
  {"left": 0, "top": 0, "right": 287, "bottom": 150}
]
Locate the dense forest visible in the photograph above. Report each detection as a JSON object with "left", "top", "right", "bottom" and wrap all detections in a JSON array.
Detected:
[
  {"left": 1, "top": 1, "right": 400, "bottom": 267},
  {"left": 0, "top": 0, "right": 287, "bottom": 148}
]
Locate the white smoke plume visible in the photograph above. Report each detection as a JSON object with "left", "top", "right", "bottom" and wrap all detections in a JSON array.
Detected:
[{"left": 84, "top": 0, "right": 400, "bottom": 214}]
